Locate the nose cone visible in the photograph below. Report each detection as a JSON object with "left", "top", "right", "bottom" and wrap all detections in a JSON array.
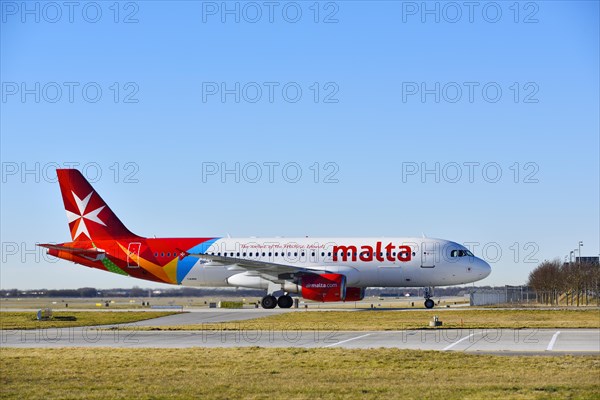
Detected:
[{"left": 476, "top": 258, "right": 492, "bottom": 279}]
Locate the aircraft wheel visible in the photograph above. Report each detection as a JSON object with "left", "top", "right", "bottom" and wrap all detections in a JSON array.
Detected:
[
  {"left": 261, "top": 295, "right": 277, "bottom": 309},
  {"left": 277, "top": 295, "right": 293, "bottom": 309},
  {"left": 424, "top": 299, "right": 435, "bottom": 309}
]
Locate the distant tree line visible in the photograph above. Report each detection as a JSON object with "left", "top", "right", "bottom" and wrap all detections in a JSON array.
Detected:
[
  {"left": 0, "top": 287, "right": 265, "bottom": 298},
  {"left": 1, "top": 285, "right": 489, "bottom": 299},
  {"left": 528, "top": 259, "right": 600, "bottom": 306},
  {"left": 1, "top": 287, "right": 98, "bottom": 298}
]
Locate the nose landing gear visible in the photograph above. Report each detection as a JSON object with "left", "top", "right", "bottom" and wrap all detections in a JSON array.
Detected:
[{"left": 423, "top": 287, "right": 435, "bottom": 309}]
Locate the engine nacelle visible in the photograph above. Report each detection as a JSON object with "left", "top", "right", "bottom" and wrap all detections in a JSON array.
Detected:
[
  {"left": 300, "top": 273, "right": 347, "bottom": 302},
  {"left": 344, "top": 287, "right": 365, "bottom": 301}
]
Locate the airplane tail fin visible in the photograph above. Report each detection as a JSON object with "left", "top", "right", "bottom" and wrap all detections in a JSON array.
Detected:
[{"left": 56, "top": 169, "right": 138, "bottom": 241}]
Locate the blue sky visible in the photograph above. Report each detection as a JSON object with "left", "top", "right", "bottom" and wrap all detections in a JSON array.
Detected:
[{"left": 1, "top": 0, "right": 598, "bottom": 289}]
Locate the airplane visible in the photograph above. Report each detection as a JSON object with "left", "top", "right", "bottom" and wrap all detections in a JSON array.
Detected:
[{"left": 39, "top": 169, "right": 491, "bottom": 309}]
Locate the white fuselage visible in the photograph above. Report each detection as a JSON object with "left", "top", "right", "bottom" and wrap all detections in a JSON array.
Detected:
[{"left": 181, "top": 237, "right": 491, "bottom": 289}]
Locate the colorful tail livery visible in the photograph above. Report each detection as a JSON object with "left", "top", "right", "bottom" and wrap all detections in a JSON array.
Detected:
[
  {"left": 41, "top": 169, "right": 491, "bottom": 308},
  {"left": 58, "top": 169, "right": 137, "bottom": 241}
]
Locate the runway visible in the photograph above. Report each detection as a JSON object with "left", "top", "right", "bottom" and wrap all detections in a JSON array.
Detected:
[{"left": 2, "top": 327, "right": 598, "bottom": 355}]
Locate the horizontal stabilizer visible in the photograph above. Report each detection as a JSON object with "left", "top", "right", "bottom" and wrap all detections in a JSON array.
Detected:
[{"left": 38, "top": 243, "right": 105, "bottom": 257}]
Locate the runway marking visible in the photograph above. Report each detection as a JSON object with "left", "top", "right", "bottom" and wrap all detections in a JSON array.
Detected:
[
  {"left": 442, "top": 333, "right": 475, "bottom": 351},
  {"left": 323, "top": 333, "right": 372, "bottom": 348},
  {"left": 546, "top": 331, "right": 561, "bottom": 351}
]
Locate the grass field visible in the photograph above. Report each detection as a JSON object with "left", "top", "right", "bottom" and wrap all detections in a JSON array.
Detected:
[
  {"left": 1, "top": 348, "right": 598, "bottom": 399},
  {"left": 3, "top": 309, "right": 599, "bottom": 331},
  {"left": 0, "top": 311, "right": 178, "bottom": 330},
  {"left": 134, "top": 309, "right": 600, "bottom": 331}
]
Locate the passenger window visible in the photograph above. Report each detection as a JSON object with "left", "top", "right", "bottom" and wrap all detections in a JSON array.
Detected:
[
  {"left": 161, "top": 252, "right": 164, "bottom": 257},
  {"left": 154, "top": 252, "right": 158, "bottom": 257},
  {"left": 294, "top": 252, "right": 298, "bottom": 257},
  {"left": 301, "top": 252, "right": 305, "bottom": 257}
]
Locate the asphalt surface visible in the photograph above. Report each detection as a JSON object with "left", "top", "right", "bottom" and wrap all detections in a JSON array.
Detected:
[{"left": 2, "top": 327, "right": 598, "bottom": 355}]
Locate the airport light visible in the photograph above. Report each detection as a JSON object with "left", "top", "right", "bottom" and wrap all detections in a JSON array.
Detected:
[
  {"left": 570, "top": 251, "right": 574, "bottom": 263},
  {"left": 578, "top": 241, "right": 583, "bottom": 264}
]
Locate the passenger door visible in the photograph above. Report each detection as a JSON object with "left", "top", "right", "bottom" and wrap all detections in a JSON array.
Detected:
[
  {"left": 420, "top": 241, "right": 436, "bottom": 268},
  {"left": 127, "top": 242, "right": 141, "bottom": 268}
]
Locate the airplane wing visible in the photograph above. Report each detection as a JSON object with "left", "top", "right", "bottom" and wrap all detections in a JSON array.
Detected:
[
  {"left": 38, "top": 243, "right": 106, "bottom": 257},
  {"left": 182, "top": 251, "right": 330, "bottom": 282}
]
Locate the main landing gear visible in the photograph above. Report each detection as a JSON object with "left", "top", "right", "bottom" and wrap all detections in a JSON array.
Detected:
[
  {"left": 423, "top": 287, "right": 435, "bottom": 309},
  {"left": 261, "top": 294, "right": 293, "bottom": 309}
]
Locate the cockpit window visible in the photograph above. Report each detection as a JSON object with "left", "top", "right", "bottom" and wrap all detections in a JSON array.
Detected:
[{"left": 451, "top": 249, "right": 474, "bottom": 257}]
